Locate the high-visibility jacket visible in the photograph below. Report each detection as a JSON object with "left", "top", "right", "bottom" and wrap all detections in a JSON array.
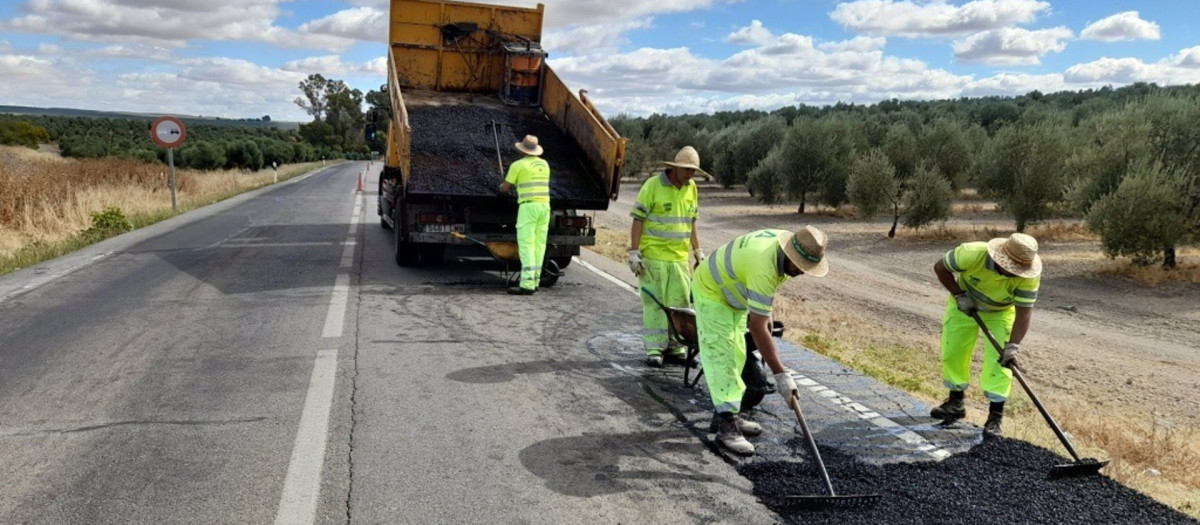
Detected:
[
  {"left": 694, "top": 229, "right": 790, "bottom": 317},
  {"left": 505, "top": 156, "right": 551, "bottom": 204},
  {"left": 631, "top": 173, "right": 698, "bottom": 262},
  {"left": 943, "top": 242, "right": 1040, "bottom": 311}
]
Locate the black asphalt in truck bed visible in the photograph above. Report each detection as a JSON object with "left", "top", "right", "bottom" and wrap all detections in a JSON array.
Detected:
[
  {"left": 737, "top": 437, "right": 1196, "bottom": 524},
  {"left": 406, "top": 104, "right": 609, "bottom": 208}
]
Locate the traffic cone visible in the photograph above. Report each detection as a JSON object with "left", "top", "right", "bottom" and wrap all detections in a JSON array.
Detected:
[{"left": 357, "top": 171, "right": 364, "bottom": 192}]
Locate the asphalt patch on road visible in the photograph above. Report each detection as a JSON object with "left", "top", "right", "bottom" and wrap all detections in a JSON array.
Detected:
[{"left": 739, "top": 436, "right": 1196, "bottom": 524}]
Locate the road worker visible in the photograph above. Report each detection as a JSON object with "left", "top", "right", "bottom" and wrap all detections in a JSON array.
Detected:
[
  {"left": 629, "top": 146, "right": 706, "bottom": 367},
  {"left": 692, "top": 226, "right": 828, "bottom": 455},
  {"left": 931, "top": 233, "right": 1042, "bottom": 438},
  {"left": 499, "top": 135, "right": 551, "bottom": 295}
]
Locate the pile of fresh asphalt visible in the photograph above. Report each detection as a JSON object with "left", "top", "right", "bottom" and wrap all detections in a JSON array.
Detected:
[
  {"left": 738, "top": 436, "right": 1195, "bottom": 524},
  {"left": 406, "top": 103, "right": 608, "bottom": 206}
]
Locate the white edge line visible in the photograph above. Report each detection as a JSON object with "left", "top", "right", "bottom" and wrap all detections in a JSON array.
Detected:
[
  {"left": 321, "top": 274, "right": 350, "bottom": 338},
  {"left": 274, "top": 349, "right": 338, "bottom": 525},
  {"left": 577, "top": 254, "right": 951, "bottom": 461}
]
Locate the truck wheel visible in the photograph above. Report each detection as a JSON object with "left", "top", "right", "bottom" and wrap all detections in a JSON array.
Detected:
[
  {"left": 393, "top": 206, "right": 417, "bottom": 266},
  {"left": 539, "top": 259, "right": 561, "bottom": 288},
  {"left": 550, "top": 256, "right": 572, "bottom": 269}
]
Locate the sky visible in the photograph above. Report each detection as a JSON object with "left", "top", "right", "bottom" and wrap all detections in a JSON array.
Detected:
[{"left": 1, "top": 0, "right": 1199, "bottom": 122}]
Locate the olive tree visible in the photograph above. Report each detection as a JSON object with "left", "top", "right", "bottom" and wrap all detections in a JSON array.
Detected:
[
  {"left": 1087, "top": 161, "right": 1192, "bottom": 267},
  {"left": 847, "top": 148, "right": 899, "bottom": 218},
  {"left": 903, "top": 165, "right": 954, "bottom": 232},
  {"left": 976, "top": 122, "right": 1069, "bottom": 232}
]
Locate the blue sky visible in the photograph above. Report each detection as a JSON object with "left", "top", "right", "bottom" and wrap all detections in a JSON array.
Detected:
[{"left": 1, "top": 1, "right": 1198, "bottom": 121}]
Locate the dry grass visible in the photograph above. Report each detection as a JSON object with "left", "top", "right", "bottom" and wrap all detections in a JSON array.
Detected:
[
  {"left": 1096, "top": 257, "right": 1200, "bottom": 286},
  {"left": 592, "top": 224, "right": 631, "bottom": 262},
  {"left": 896, "top": 220, "right": 1096, "bottom": 243},
  {"left": 0, "top": 146, "right": 326, "bottom": 267}
]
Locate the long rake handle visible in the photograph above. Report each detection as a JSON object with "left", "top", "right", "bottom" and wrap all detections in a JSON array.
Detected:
[
  {"left": 969, "top": 311, "right": 1085, "bottom": 462},
  {"left": 790, "top": 392, "right": 838, "bottom": 497}
]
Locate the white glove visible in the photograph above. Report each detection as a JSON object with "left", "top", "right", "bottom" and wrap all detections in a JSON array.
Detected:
[
  {"left": 628, "top": 249, "right": 645, "bottom": 277},
  {"left": 691, "top": 248, "right": 705, "bottom": 268},
  {"left": 774, "top": 371, "right": 798, "bottom": 406}
]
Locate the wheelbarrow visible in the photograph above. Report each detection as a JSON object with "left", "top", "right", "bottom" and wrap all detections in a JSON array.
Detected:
[
  {"left": 641, "top": 288, "right": 780, "bottom": 411},
  {"left": 451, "top": 232, "right": 560, "bottom": 287}
]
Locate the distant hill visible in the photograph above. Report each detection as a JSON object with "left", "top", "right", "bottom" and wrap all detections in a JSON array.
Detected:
[{"left": 0, "top": 105, "right": 301, "bottom": 130}]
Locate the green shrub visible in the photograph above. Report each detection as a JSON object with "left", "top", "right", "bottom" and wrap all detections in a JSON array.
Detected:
[
  {"left": 903, "top": 166, "right": 953, "bottom": 229},
  {"left": 847, "top": 149, "right": 898, "bottom": 218},
  {"left": 1086, "top": 161, "right": 1192, "bottom": 266},
  {"left": 82, "top": 207, "right": 134, "bottom": 240}
]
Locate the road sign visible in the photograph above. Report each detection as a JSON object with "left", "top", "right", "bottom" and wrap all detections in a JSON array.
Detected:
[{"left": 151, "top": 116, "right": 187, "bottom": 148}]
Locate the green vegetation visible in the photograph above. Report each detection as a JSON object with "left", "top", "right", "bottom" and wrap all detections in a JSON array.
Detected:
[{"left": 612, "top": 82, "right": 1200, "bottom": 266}]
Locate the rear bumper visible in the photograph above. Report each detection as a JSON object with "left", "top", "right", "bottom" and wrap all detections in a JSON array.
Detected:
[{"left": 408, "top": 233, "right": 595, "bottom": 246}]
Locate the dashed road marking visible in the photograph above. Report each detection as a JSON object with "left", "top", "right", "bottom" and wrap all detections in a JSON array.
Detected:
[
  {"left": 321, "top": 274, "right": 350, "bottom": 338},
  {"left": 273, "top": 349, "right": 338, "bottom": 525}
]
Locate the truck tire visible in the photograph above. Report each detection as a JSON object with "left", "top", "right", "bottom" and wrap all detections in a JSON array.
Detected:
[
  {"left": 393, "top": 205, "right": 418, "bottom": 266},
  {"left": 550, "top": 256, "right": 572, "bottom": 269},
  {"left": 539, "top": 259, "right": 561, "bottom": 288}
]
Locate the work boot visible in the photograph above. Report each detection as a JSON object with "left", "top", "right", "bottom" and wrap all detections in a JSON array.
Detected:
[
  {"left": 930, "top": 390, "right": 966, "bottom": 421},
  {"left": 662, "top": 351, "right": 697, "bottom": 367},
  {"left": 708, "top": 413, "right": 763, "bottom": 437},
  {"left": 712, "top": 412, "right": 755, "bottom": 456},
  {"left": 507, "top": 286, "right": 535, "bottom": 295},
  {"left": 645, "top": 354, "right": 663, "bottom": 368},
  {"left": 983, "top": 402, "right": 1005, "bottom": 438}
]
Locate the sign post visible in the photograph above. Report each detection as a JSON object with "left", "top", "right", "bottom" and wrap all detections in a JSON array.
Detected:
[
  {"left": 273, "top": 161, "right": 278, "bottom": 184},
  {"left": 151, "top": 116, "right": 187, "bottom": 212}
]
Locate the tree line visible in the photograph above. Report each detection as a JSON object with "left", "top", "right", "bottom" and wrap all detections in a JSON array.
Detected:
[
  {"left": 0, "top": 73, "right": 389, "bottom": 171},
  {"left": 611, "top": 82, "right": 1200, "bottom": 267}
]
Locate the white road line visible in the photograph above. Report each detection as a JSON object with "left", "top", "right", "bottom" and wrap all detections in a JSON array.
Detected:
[
  {"left": 321, "top": 274, "right": 350, "bottom": 338},
  {"left": 573, "top": 256, "right": 638, "bottom": 294},
  {"left": 339, "top": 241, "right": 356, "bottom": 269},
  {"left": 578, "top": 254, "right": 951, "bottom": 461},
  {"left": 273, "top": 349, "right": 338, "bottom": 525}
]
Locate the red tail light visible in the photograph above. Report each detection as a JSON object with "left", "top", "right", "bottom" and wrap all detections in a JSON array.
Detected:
[
  {"left": 417, "top": 213, "right": 451, "bottom": 224},
  {"left": 557, "top": 216, "right": 590, "bottom": 229}
]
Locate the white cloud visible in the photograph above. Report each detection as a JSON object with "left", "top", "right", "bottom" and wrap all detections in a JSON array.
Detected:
[
  {"left": 544, "top": 18, "right": 653, "bottom": 56},
  {"left": 0, "top": 40, "right": 11, "bottom": 52},
  {"left": 1063, "top": 56, "right": 1200, "bottom": 86},
  {"left": 1080, "top": 11, "right": 1160, "bottom": 42},
  {"left": 297, "top": 7, "right": 388, "bottom": 44},
  {"left": 830, "top": 0, "right": 1050, "bottom": 38},
  {"left": 89, "top": 44, "right": 174, "bottom": 61},
  {"left": 961, "top": 72, "right": 1065, "bottom": 97},
  {"left": 1172, "top": 46, "right": 1200, "bottom": 68},
  {"left": 37, "top": 43, "right": 63, "bottom": 55},
  {"left": 953, "top": 27, "right": 1072, "bottom": 66},
  {"left": 283, "top": 55, "right": 387, "bottom": 77},
  {"left": 818, "top": 36, "right": 887, "bottom": 53},
  {"left": 727, "top": 20, "right": 775, "bottom": 46},
  {"left": 2, "top": 0, "right": 356, "bottom": 51}
]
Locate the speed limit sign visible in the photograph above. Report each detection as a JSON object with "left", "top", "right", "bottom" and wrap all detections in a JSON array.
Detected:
[{"left": 151, "top": 116, "right": 186, "bottom": 148}]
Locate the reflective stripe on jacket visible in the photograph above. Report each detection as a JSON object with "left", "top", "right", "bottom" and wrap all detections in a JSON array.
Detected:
[
  {"left": 943, "top": 242, "right": 1040, "bottom": 311},
  {"left": 693, "top": 229, "right": 790, "bottom": 316},
  {"left": 505, "top": 156, "right": 551, "bottom": 204},
  {"left": 631, "top": 173, "right": 698, "bottom": 262}
]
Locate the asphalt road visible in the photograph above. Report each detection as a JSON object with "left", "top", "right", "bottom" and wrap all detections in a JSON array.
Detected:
[{"left": 1, "top": 162, "right": 1192, "bottom": 524}]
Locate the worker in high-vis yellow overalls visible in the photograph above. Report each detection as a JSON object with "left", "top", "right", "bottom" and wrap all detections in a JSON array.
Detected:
[
  {"left": 931, "top": 233, "right": 1042, "bottom": 438},
  {"left": 692, "top": 226, "right": 828, "bottom": 456},
  {"left": 629, "top": 146, "right": 706, "bottom": 367},
  {"left": 499, "top": 135, "right": 551, "bottom": 295}
]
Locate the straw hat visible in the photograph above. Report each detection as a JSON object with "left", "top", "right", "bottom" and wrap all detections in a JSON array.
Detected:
[
  {"left": 779, "top": 225, "right": 829, "bottom": 277},
  {"left": 515, "top": 135, "right": 543, "bottom": 156},
  {"left": 987, "top": 233, "right": 1042, "bottom": 278},
  {"left": 659, "top": 146, "right": 711, "bottom": 177}
]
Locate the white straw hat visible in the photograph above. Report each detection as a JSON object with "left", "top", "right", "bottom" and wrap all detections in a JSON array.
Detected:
[
  {"left": 515, "top": 135, "right": 543, "bottom": 156},
  {"left": 779, "top": 225, "right": 829, "bottom": 277},
  {"left": 658, "top": 146, "right": 710, "bottom": 177},
  {"left": 987, "top": 233, "right": 1042, "bottom": 278}
]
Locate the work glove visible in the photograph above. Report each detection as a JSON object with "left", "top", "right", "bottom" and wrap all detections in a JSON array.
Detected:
[
  {"left": 774, "top": 371, "right": 798, "bottom": 407},
  {"left": 1000, "top": 342, "right": 1019, "bottom": 369},
  {"left": 627, "top": 249, "right": 645, "bottom": 277},
  {"left": 954, "top": 292, "right": 977, "bottom": 315},
  {"left": 691, "top": 248, "right": 705, "bottom": 270}
]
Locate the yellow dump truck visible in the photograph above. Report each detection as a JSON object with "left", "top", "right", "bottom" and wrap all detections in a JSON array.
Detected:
[{"left": 379, "top": 0, "right": 626, "bottom": 273}]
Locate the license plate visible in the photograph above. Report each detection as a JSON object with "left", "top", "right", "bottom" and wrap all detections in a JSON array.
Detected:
[{"left": 424, "top": 223, "right": 464, "bottom": 233}]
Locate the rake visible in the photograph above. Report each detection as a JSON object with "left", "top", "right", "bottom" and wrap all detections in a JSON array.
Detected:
[
  {"left": 969, "top": 311, "right": 1109, "bottom": 479},
  {"left": 783, "top": 391, "right": 881, "bottom": 509}
]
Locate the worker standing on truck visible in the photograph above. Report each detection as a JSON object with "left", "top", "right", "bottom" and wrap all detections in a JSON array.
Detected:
[
  {"left": 499, "top": 135, "right": 551, "bottom": 295},
  {"left": 692, "top": 226, "right": 828, "bottom": 456},
  {"left": 629, "top": 146, "right": 706, "bottom": 367},
  {"left": 930, "top": 233, "right": 1042, "bottom": 438}
]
